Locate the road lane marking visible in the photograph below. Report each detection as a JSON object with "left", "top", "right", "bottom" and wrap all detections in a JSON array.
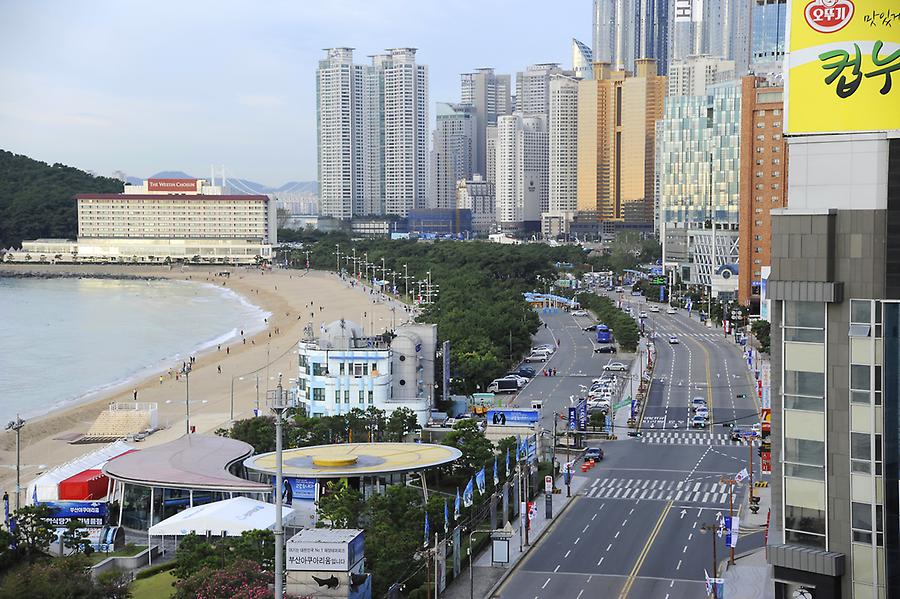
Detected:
[
  {"left": 565, "top": 550, "right": 571, "bottom": 558},
  {"left": 543, "top": 577, "right": 551, "bottom": 588},
  {"left": 576, "top": 590, "right": 584, "bottom": 599},
  {"left": 676, "top": 560, "right": 682, "bottom": 570},
  {"left": 598, "top": 557, "right": 605, "bottom": 566},
  {"left": 617, "top": 501, "right": 674, "bottom": 599},
  {"left": 575, "top": 537, "right": 580, "bottom": 545},
  {"left": 554, "top": 565, "right": 560, "bottom": 572},
  {"left": 615, "top": 531, "right": 620, "bottom": 538},
  {"left": 682, "top": 545, "right": 687, "bottom": 553},
  {"left": 583, "top": 525, "right": 590, "bottom": 533},
  {"left": 592, "top": 513, "right": 597, "bottom": 521},
  {"left": 607, "top": 544, "right": 613, "bottom": 552}
]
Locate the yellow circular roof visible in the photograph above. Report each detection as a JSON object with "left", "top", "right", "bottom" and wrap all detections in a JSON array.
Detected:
[{"left": 243, "top": 443, "right": 462, "bottom": 478}]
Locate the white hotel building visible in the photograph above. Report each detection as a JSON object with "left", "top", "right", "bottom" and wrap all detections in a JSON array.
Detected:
[
  {"left": 295, "top": 319, "right": 436, "bottom": 426},
  {"left": 8, "top": 178, "right": 276, "bottom": 265}
]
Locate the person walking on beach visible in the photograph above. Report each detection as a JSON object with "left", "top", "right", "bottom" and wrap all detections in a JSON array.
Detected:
[
  {"left": 226, "top": 347, "right": 230, "bottom": 355},
  {"left": 133, "top": 389, "right": 138, "bottom": 401},
  {"left": 217, "top": 365, "right": 222, "bottom": 374},
  {"left": 159, "top": 375, "right": 163, "bottom": 385}
]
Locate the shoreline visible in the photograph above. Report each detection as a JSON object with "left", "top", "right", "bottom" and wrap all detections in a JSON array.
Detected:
[{"left": 0, "top": 264, "right": 406, "bottom": 498}]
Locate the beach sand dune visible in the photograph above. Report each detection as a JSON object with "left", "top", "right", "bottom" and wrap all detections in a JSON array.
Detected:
[{"left": 0, "top": 264, "right": 410, "bottom": 497}]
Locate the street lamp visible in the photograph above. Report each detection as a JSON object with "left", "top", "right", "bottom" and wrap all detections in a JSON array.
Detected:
[
  {"left": 230, "top": 375, "right": 245, "bottom": 421},
  {"left": 6, "top": 415, "right": 25, "bottom": 511},
  {"left": 269, "top": 374, "right": 289, "bottom": 599},
  {"left": 699, "top": 521, "right": 722, "bottom": 594},
  {"left": 183, "top": 363, "right": 192, "bottom": 435}
]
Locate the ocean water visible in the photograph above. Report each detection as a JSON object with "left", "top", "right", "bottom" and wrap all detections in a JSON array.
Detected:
[{"left": 0, "top": 277, "right": 269, "bottom": 423}]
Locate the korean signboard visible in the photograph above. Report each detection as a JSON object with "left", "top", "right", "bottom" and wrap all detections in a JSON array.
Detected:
[
  {"left": 42, "top": 501, "right": 107, "bottom": 527},
  {"left": 786, "top": 0, "right": 900, "bottom": 134},
  {"left": 487, "top": 408, "right": 540, "bottom": 426},
  {"left": 275, "top": 477, "right": 317, "bottom": 507},
  {"left": 286, "top": 530, "right": 365, "bottom": 572}
]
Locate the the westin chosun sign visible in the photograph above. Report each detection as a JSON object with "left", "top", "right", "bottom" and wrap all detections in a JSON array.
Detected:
[{"left": 147, "top": 178, "right": 198, "bottom": 192}]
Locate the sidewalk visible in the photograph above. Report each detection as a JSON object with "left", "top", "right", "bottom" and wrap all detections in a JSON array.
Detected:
[
  {"left": 612, "top": 337, "right": 650, "bottom": 435},
  {"left": 440, "top": 475, "right": 588, "bottom": 599},
  {"left": 721, "top": 471, "right": 773, "bottom": 598}
]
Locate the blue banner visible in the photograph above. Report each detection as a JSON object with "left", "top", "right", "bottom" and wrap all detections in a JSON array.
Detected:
[
  {"left": 42, "top": 501, "right": 107, "bottom": 519},
  {"left": 454, "top": 488, "right": 461, "bottom": 520},
  {"left": 276, "top": 477, "right": 317, "bottom": 506},
  {"left": 660, "top": 285, "right": 665, "bottom": 302},
  {"left": 487, "top": 409, "right": 540, "bottom": 426},
  {"left": 568, "top": 407, "right": 577, "bottom": 431},
  {"left": 475, "top": 467, "right": 486, "bottom": 495},
  {"left": 577, "top": 399, "right": 588, "bottom": 432},
  {"left": 463, "top": 478, "right": 474, "bottom": 508}
]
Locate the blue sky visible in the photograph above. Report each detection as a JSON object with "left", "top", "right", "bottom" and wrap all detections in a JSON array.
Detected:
[{"left": 0, "top": 0, "right": 591, "bottom": 186}]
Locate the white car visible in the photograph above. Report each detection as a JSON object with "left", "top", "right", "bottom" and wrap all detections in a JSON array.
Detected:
[
  {"left": 524, "top": 351, "right": 550, "bottom": 363},
  {"left": 639, "top": 312, "right": 648, "bottom": 319},
  {"left": 668, "top": 335, "right": 679, "bottom": 344},
  {"left": 603, "top": 362, "right": 628, "bottom": 372},
  {"left": 649, "top": 305, "right": 660, "bottom": 313},
  {"left": 572, "top": 309, "right": 588, "bottom": 317},
  {"left": 534, "top": 344, "right": 556, "bottom": 354},
  {"left": 667, "top": 307, "right": 677, "bottom": 314}
]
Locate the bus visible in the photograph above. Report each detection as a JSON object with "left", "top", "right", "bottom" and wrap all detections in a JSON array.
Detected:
[{"left": 596, "top": 324, "right": 612, "bottom": 344}]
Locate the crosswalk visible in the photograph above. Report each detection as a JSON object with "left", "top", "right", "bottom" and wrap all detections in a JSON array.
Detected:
[
  {"left": 659, "top": 332, "right": 730, "bottom": 340},
  {"left": 637, "top": 431, "right": 755, "bottom": 446},
  {"left": 583, "top": 477, "right": 736, "bottom": 505}
]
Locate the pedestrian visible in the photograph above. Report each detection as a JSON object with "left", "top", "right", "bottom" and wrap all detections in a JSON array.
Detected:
[
  {"left": 243, "top": 338, "right": 246, "bottom": 345},
  {"left": 133, "top": 389, "right": 138, "bottom": 401},
  {"left": 226, "top": 347, "right": 230, "bottom": 355},
  {"left": 159, "top": 375, "right": 163, "bottom": 385},
  {"left": 217, "top": 344, "right": 221, "bottom": 351},
  {"left": 217, "top": 365, "right": 222, "bottom": 374}
]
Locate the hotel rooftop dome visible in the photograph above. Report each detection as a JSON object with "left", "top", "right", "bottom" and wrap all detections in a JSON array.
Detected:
[{"left": 318, "top": 318, "right": 367, "bottom": 350}]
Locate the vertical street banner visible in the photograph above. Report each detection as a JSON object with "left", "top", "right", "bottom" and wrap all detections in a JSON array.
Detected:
[
  {"left": 577, "top": 399, "right": 588, "bottom": 432},
  {"left": 724, "top": 515, "right": 740, "bottom": 548},
  {"left": 568, "top": 407, "right": 577, "bottom": 431},
  {"left": 785, "top": 0, "right": 900, "bottom": 134}
]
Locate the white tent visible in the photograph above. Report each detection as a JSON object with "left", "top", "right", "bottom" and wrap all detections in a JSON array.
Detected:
[
  {"left": 148, "top": 497, "right": 292, "bottom": 537},
  {"left": 27, "top": 440, "right": 132, "bottom": 503}
]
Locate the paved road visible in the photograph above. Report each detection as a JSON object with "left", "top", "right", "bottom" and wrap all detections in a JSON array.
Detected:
[{"left": 495, "top": 294, "right": 764, "bottom": 599}]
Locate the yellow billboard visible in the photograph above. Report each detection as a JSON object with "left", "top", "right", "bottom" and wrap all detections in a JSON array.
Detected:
[{"left": 786, "top": 0, "right": 900, "bottom": 134}]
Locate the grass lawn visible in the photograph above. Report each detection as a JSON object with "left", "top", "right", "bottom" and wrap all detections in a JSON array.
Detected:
[{"left": 131, "top": 570, "right": 176, "bottom": 599}]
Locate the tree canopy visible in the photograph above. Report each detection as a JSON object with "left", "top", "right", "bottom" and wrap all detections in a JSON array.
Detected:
[{"left": 0, "top": 150, "right": 123, "bottom": 248}]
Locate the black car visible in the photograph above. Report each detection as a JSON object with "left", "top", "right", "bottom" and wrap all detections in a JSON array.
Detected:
[
  {"left": 582, "top": 324, "right": 598, "bottom": 331},
  {"left": 584, "top": 447, "right": 604, "bottom": 461},
  {"left": 510, "top": 366, "right": 536, "bottom": 378},
  {"left": 594, "top": 345, "right": 617, "bottom": 354}
]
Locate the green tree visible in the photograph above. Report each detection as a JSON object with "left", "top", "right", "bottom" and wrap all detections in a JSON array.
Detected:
[
  {"left": 363, "top": 485, "right": 426, "bottom": 598},
  {"left": 218, "top": 416, "right": 277, "bottom": 453},
  {"left": 229, "top": 529, "right": 276, "bottom": 571},
  {"left": 751, "top": 320, "right": 771, "bottom": 353},
  {"left": 95, "top": 568, "right": 133, "bottom": 599},
  {"left": 61, "top": 519, "right": 93, "bottom": 556},
  {"left": 386, "top": 407, "right": 419, "bottom": 442},
  {"left": 0, "top": 555, "right": 108, "bottom": 598},
  {"left": 317, "top": 480, "right": 364, "bottom": 528},
  {"left": 442, "top": 419, "right": 493, "bottom": 475},
  {"left": 175, "top": 559, "right": 273, "bottom": 599},
  {"left": 11, "top": 504, "right": 55, "bottom": 562},
  {"left": 172, "top": 533, "right": 222, "bottom": 580}
]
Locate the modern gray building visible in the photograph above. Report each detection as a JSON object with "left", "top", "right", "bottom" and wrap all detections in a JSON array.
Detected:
[
  {"left": 767, "top": 133, "right": 900, "bottom": 599},
  {"left": 460, "top": 68, "right": 512, "bottom": 178},
  {"left": 431, "top": 103, "right": 477, "bottom": 210},
  {"left": 749, "top": 0, "right": 787, "bottom": 75}
]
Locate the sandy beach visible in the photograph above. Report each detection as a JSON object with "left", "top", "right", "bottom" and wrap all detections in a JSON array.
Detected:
[{"left": 0, "top": 264, "right": 410, "bottom": 498}]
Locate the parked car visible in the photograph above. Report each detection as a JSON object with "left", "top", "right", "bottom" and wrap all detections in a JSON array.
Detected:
[
  {"left": 668, "top": 335, "right": 679, "bottom": 344},
  {"left": 583, "top": 324, "right": 599, "bottom": 332},
  {"left": 691, "top": 415, "right": 708, "bottom": 429},
  {"left": 594, "top": 345, "right": 617, "bottom": 354},
  {"left": 511, "top": 366, "right": 536, "bottom": 378},
  {"left": 584, "top": 447, "right": 605, "bottom": 461},
  {"left": 524, "top": 349, "right": 551, "bottom": 363},
  {"left": 572, "top": 309, "right": 588, "bottom": 317},
  {"left": 603, "top": 361, "right": 628, "bottom": 371},
  {"left": 535, "top": 343, "right": 556, "bottom": 353},
  {"left": 667, "top": 307, "right": 677, "bottom": 314}
]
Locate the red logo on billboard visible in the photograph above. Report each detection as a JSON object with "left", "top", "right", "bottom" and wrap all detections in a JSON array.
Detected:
[
  {"left": 761, "top": 450, "right": 772, "bottom": 474},
  {"left": 804, "top": 0, "right": 854, "bottom": 33},
  {"left": 147, "top": 178, "right": 198, "bottom": 192}
]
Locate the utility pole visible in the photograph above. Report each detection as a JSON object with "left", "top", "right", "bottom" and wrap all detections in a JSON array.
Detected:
[
  {"left": 708, "top": 150, "right": 715, "bottom": 327},
  {"left": 404, "top": 264, "right": 410, "bottom": 298},
  {"left": 335, "top": 243, "right": 341, "bottom": 272},
  {"left": 6, "top": 416, "right": 25, "bottom": 511},
  {"left": 269, "top": 375, "right": 289, "bottom": 599}
]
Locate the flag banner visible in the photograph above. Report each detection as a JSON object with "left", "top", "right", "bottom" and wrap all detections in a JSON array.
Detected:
[
  {"left": 493, "top": 458, "right": 499, "bottom": 486},
  {"left": 444, "top": 501, "right": 449, "bottom": 534},
  {"left": 454, "top": 489, "right": 461, "bottom": 520},
  {"left": 463, "top": 478, "right": 474, "bottom": 508},
  {"left": 424, "top": 512, "right": 430, "bottom": 548},
  {"left": 735, "top": 468, "right": 749, "bottom": 483},
  {"left": 505, "top": 448, "right": 510, "bottom": 477},
  {"left": 475, "top": 468, "right": 486, "bottom": 495}
]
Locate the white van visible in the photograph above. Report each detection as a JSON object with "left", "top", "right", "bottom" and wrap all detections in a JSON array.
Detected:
[{"left": 524, "top": 349, "right": 551, "bottom": 363}]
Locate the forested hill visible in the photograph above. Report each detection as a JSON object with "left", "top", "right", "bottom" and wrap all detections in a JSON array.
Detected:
[{"left": 0, "top": 150, "right": 123, "bottom": 248}]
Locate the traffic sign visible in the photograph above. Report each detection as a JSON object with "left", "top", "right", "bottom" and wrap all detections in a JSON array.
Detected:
[{"left": 544, "top": 475, "right": 553, "bottom": 494}]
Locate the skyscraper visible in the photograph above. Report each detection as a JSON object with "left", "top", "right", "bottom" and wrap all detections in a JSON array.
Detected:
[
  {"left": 737, "top": 76, "right": 786, "bottom": 307},
  {"left": 431, "top": 103, "right": 477, "bottom": 210},
  {"left": 750, "top": 0, "right": 787, "bottom": 74},
  {"left": 593, "top": 0, "right": 615, "bottom": 66},
  {"left": 577, "top": 59, "right": 665, "bottom": 226},
  {"left": 460, "top": 68, "right": 512, "bottom": 178},
  {"left": 657, "top": 77, "right": 742, "bottom": 291},
  {"left": 380, "top": 48, "right": 428, "bottom": 217},
  {"left": 572, "top": 39, "right": 594, "bottom": 80},
  {"left": 316, "top": 48, "right": 366, "bottom": 219},
  {"left": 515, "top": 63, "right": 564, "bottom": 117},
  {"left": 549, "top": 74, "right": 579, "bottom": 214},
  {"left": 495, "top": 113, "right": 548, "bottom": 233},
  {"left": 667, "top": 55, "right": 735, "bottom": 97}
]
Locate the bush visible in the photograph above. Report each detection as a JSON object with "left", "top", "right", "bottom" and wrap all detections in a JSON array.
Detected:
[{"left": 134, "top": 561, "right": 176, "bottom": 580}]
